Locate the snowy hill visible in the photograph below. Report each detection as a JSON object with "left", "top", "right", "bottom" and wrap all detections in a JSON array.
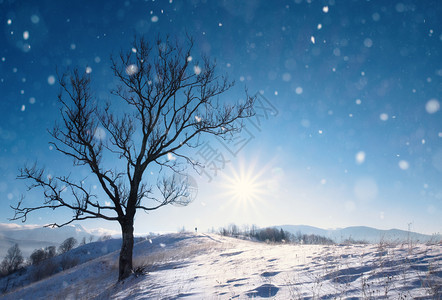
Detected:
[
  {"left": 0, "top": 223, "right": 118, "bottom": 259},
  {"left": 1, "top": 233, "right": 441, "bottom": 299},
  {"left": 278, "top": 224, "right": 441, "bottom": 243}
]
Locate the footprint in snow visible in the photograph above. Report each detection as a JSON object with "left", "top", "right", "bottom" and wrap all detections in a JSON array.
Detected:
[
  {"left": 246, "top": 284, "right": 279, "bottom": 298},
  {"left": 261, "top": 271, "right": 280, "bottom": 277}
]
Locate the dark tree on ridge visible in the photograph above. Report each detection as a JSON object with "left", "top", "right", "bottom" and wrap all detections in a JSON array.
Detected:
[
  {"left": 58, "top": 237, "right": 78, "bottom": 254},
  {"left": 11, "top": 36, "right": 255, "bottom": 281},
  {"left": 1, "top": 244, "right": 24, "bottom": 275}
]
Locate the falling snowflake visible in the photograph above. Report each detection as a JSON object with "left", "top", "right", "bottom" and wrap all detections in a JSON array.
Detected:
[
  {"left": 193, "top": 65, "right": 201, "bottom": 75},
  {"left": 372, "top": 12, "right": 380, "bottom": 22},
  {"left": 395, "top": 3, "right": 406, "bottom": 13},
  {"left": 31, "top": 15, "right": 40, "bottom": 24},
  {"left": 93, "top": 127, "right": 106, "bottom": 141},
  {"left": 282, "top": 73, "right": 291, "bottom": 82},
  {"left": 364, "top": 38, "right": 373, "bottom": 48},
  {"left": 379, "top": 113, "right": 388, "bottom": 121},
  {"left": 125, "top": 64, "right": 139, "bottom": 76},
  {"left": 355, "top": 151, "right": 366, "bottom": 164},
  {"left": 425, "top": 99, "right": 440, "bottom": 114},
  {"left": 47, "top": 75, "right": 56, "bottom": 85},
  {"left": 398, "top": 160, "right": 409, "bottom": 170}
]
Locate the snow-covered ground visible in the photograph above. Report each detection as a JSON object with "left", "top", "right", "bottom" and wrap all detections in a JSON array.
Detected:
[{"left": 1, "top": 233, "right": 441, "bottom": 299}]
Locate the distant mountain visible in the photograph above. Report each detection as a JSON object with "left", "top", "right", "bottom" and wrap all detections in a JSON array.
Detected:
[
  {"left": 0, "top": 223, "right": 119, "bottom": 260},
  {"left": 277, "top": 225, "right": 441, "bottom": 244}
]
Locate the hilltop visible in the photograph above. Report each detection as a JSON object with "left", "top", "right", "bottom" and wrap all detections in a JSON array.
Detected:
[{"left": 1, "top": 233, "right": 441, "bottom": 299}]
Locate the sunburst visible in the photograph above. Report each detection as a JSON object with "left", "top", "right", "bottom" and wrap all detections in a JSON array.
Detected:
[{"left": 220, "top": 159, "right": 268, "bottom": 207}]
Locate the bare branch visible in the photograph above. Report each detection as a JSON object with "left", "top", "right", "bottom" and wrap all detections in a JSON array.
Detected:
[{"left": 13, "top": 34, "right": 256, "bottom": 281}]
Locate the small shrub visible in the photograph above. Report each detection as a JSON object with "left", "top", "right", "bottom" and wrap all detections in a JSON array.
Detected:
[
  {"left": 133, "top": 265, "right": 148, "bottom": 277},
  {"left": 60, "top": 255, "right": 80, "bottom": 270},
  {"left": 30, "top": 258, "right": 59, "bottom": 282},
  {"left": 99, "top": 235, "right": 112, "bottom": 241},
  {"left": 342, "top": 238, "right": 368, "bottom": 245}
]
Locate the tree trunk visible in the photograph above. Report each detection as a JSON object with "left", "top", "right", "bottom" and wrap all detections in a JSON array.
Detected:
[{"left": 118, "top": 219, "right": 134, "bottom": 281}]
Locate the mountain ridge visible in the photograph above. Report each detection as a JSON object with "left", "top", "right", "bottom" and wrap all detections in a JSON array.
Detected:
[{"left": 277, "top": 224, "right": 441, "bottom": 243}]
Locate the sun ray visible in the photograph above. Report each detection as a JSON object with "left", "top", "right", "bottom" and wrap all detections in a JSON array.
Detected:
[{"left": 218, "top": 157, "right": 270, "bottom": 213}]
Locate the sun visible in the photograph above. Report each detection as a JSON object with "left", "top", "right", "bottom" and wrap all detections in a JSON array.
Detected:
[
  {"left": 215, "top": 157, "right": 275, "bottom": 223},
  {"left": 231, "top": 173, "right": 259, "bottom": 202},
  {"left": 220, "top": 159, "right": 267, "bottom": 204}
]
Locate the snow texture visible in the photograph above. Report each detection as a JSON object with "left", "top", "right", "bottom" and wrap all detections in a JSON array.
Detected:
[{"left": 1, "top": 233, "right": 441, "bottom": 299}]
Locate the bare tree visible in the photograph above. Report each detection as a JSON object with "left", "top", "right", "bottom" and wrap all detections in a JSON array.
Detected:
[
  {"left": 46, "top": 246, "right": 56, "bottom": 259},
  {"left": 58, "top": 237, "right": 78, "bottom": 254},
  {"left": 12, "top": 35, "right": 255, "bottom": 281},
  {"left": 1, "top": 244, "right": 24, "bottom": 275},
  {"left": 30, "top": 249, "right": 46, "bottom": 265},
  {"left": 30, "top": 246, "right": 56, "bottom": 265}
]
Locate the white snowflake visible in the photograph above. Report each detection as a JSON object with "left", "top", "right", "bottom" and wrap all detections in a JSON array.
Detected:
[
  {"left": 47, "top": 75, "right": 56, "bottom": 85},
  {"left": 125, "top": 64, "right": 138, "bottom": 76},
  {"left": 425, "top": 99, "right": 440, "bottom": 114}
]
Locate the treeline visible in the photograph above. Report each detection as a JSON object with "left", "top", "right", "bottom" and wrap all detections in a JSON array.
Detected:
[
  {"left": 0, "top": 235, "right": 118, "bottom": 294},
  {"left": 0, "top": 236, "right": 80, "bottom": 278},
  {"left": 217, "top": 224, "right": 334, "bottom": 245},
  {"left": 291, "top": 232, "right": 335, "bottom": 245},
  {"left": 0, "top": 233, "right": 116, "bottom": 281}
]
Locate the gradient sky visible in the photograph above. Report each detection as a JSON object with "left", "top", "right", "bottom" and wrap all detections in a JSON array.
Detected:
[{"left": 1, "top": 0, "right": 441, "bottom": 235}]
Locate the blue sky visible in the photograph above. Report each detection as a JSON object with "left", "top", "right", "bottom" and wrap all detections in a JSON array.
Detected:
[{"left": 0, "top": 0, "right": 441, "bottom": 235}]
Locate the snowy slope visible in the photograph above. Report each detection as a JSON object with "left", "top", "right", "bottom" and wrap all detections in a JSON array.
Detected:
[{"left": 1, "top": 233, "right": 441, "bottom": 299}]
